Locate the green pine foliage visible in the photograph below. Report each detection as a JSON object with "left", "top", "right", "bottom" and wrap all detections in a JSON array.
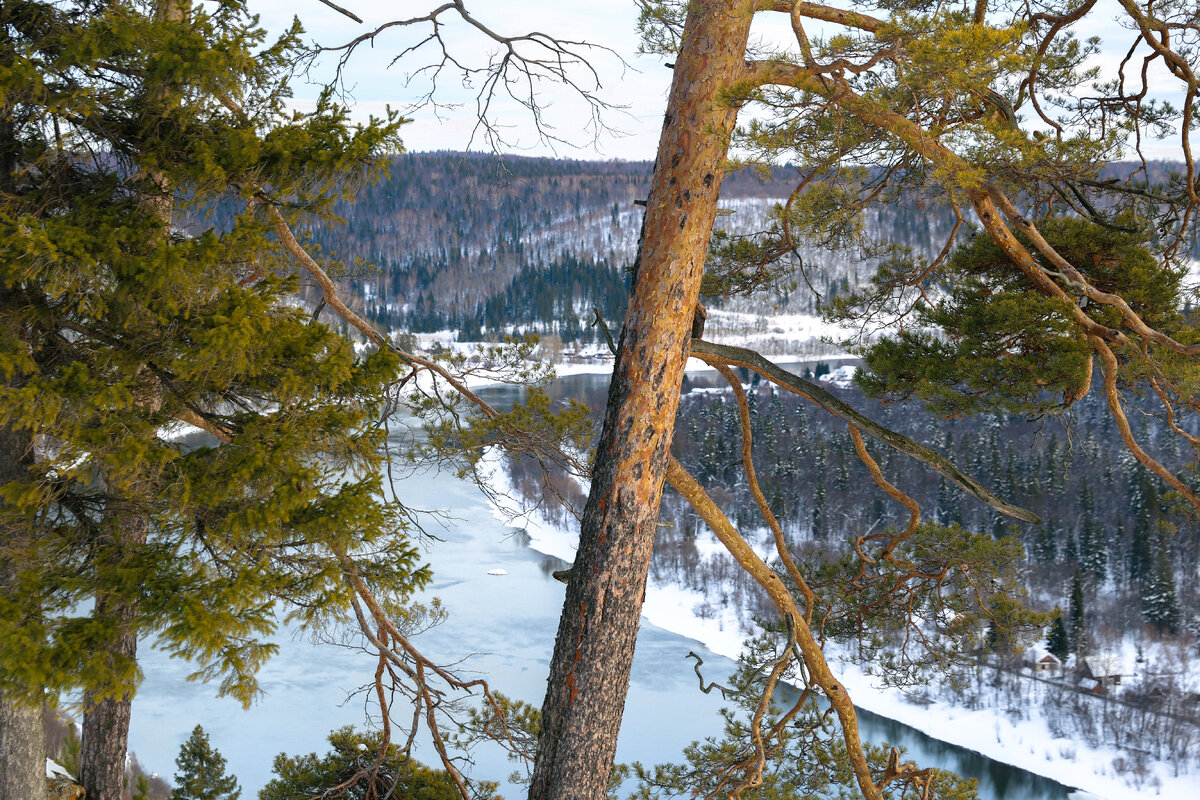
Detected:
[
  {"left": 260, "top": 727, "right": 462, "bottom": 800},
  {"left": 171, "top": 726, "right": 239, "bottom": 800},
  {"left": 627, "top": 639, "right": 980, "bottom": 800},
  {"left": 0, "top": 0, "right": 416, "bottom": 709},
  {"left": 849, "top": 217, "right": 1188, "bottom": 418},
  {"left": 799, "top": 522, "right": 1047, "bottom": 686}
]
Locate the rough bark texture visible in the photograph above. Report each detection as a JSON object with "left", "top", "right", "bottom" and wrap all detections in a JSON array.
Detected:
[
  {"left": 0, "top": 691, "right": 45, "bottom": 800},
  {"left": 527, "top": 4, "right": 755, "bottom": 800},
  {"left": 1, "top": 434, "right": 47, "bottom": 800},
  {"left": 79, "top": 587, "right": 139, "bottom": 800},
  {"left": 0, "top": 394, "right": 46, "bottom": 800}
]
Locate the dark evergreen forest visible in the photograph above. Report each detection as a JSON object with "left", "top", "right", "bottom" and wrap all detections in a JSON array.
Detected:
[{"left": 514, "top": 372, "right": 1199, "bottom": 651}]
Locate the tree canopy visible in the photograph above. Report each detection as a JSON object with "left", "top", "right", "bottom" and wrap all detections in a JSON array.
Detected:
[{"left": 7, "top": 1, "right": 1200, "bottom": 800}]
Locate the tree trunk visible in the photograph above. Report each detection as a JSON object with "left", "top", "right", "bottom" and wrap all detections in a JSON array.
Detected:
[
  {"left": 80, "top": 582, "right": 140, "bottom": 800},
  {"left": 79, "top": 3, "right": 182, "bottom": 795},
  {"left": 0, "top": 425, "right": 47, "bottom": 800},
  {"left": 527, "top": 4, "right": 753, "bottom": 799},
  {"left": 0, "top": 692, "right": 45, "bottom": 800}
]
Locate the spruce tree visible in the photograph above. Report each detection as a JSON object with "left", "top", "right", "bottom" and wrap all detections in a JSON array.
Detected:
[
  {"left": 171, "top": 726, "right": 240, "bottom": 800},
  {"left": 1078, "top": 516, "right": 1107, "bottom": 586},
  {"left": 1128, "top": 513, "right": 1153, "bottom": 587},
  {"left": 1142, "top": 531, "right": 1182, "bottom": 635},
  {"left": 1068, "top": 570, "right": 1088, "bottom": 660},
  {"left": 1046, "top": 610, "right": 1069, "bottom": 663},
  {"left": 1031, "top": 524, "right": 1057, "bottom": 564}
]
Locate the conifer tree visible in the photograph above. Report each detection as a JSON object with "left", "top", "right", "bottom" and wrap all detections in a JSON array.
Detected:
[
  {"left": 1078, "top": 516, "right": 1107, "bottom": 586},
  {"left": 1069, "top": 570, "right": 1088, "bottom": 660},
  {"left": 1046, "top": 610, "right": 1069, "bottom": 664},
  {"left": 1128, "top": 513, "right": 1154, "bottom": 587},
  {"left": 171, "top": 726, "right": 239, "bottom": 800},
  {"left": 1031, "top": 524, "right": 1057, "bottom": 565},
  {"left": 261, "top": 727, "right": 459, "bottom": 800},
  {"left": 1, "top": 2, "right": 413, "bottom": 798},
  {"left": 1142, "top": 531, "right": 1182, "bottom": 635},
  {"left": 527, "top": 0, "right": 1200, "bottom": 795}
]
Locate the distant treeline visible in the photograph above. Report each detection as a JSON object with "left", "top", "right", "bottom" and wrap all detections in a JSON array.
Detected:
[{"left": 181, "top": 154, "right": 1200, "bottom": 341}]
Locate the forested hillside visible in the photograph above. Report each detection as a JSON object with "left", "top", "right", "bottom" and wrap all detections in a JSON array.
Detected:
[
  {"left": 502, "top": 367, "right": 1200, "bottom": 783},
  {"left": 244, "top": 154, "right": 1197, "bottom": 340},
  {"left": 514, "top": 371, "right": 1198, "bottom": 642},
  {"left": 184, "top": 153, "right": 1197, "bottom": 346},
  {"left": 251, "top": 153, "right": 960, "bottom": 336}
]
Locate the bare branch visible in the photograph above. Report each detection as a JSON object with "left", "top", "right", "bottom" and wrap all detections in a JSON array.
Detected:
[
  {"left": 307, "top": 1, "right": 627, "bottom": 152},
  {"left": 314, "top": 0, "right": 362, "bottom": 24}
]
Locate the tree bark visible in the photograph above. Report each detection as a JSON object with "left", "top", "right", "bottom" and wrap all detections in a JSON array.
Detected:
[
  {"left": 527, "top": 4, "right": 755, "bottom": 799},
  {"left": 79, "top": 563, "right": 141, "bottom": 800},
  {"left": 0, "top": 424, "right": 47, "bottom": 800},
  {"left": 0, "top": 692, "right": 45, "bottom": 800}
]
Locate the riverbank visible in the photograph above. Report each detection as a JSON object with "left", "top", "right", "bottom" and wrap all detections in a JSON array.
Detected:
[{"left": 478, "top": 445, "right": 1191, "bottom": 800}]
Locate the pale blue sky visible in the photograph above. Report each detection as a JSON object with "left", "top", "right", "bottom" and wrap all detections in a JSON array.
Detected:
[{"left": 255, "top": 1, "right": 1186, "bottom": 162}]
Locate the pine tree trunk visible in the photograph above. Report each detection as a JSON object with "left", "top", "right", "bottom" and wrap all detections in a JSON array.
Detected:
[
  {"left": 0, "top": 692, "right": 45, "bottom": 800},
  {"left": 80, "top": 583, "right": 140, "bottom": 800},
  {"left": 527, "top": 4, "right": 753, "bottom": 799},
  {"left": 0, "top": 399, "right": 46, "bottom": 800},
  {"left": 0, "top": 500, "right": 46, "bottom": 800}
]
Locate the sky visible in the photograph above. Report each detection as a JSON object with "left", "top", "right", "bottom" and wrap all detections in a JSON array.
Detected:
[
  {"left": 251, "top": 1, "right": 1188, "bottom": 163},
  {"left": 254, "top": 0, "right": 672, "bottom": 160}
]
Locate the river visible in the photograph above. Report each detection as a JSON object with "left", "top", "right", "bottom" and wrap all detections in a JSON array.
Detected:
[{"left": 127, "top": 369, "right": 1080, "bottom": 799}]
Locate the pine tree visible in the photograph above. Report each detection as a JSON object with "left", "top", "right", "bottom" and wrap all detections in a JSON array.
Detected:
[
  {"left": 260, "top": 728, "right": 459, "bottom": 800},
  {"left": 171, "top": 726, "right": 240, "bottom": 800},
  {"left": 531, "top": 0, "right": 1200, "bottom": 795},
  {"left": 1046, "top": 610, "right": 1069, "bottom": 663},
  {"left": 1069, "top": 570, "right": 1088, "bottom": 660},
  {"left": 1, "top": 2, "right": 413, "bottom": 798},
  {"left": 1142, "top": 531, "right": 1182, "bottom": 635}
]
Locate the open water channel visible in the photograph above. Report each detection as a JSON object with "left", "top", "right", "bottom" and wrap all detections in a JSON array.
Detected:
[{"left": 129, "top": 370, "right": 1081, "bottom": 799}]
